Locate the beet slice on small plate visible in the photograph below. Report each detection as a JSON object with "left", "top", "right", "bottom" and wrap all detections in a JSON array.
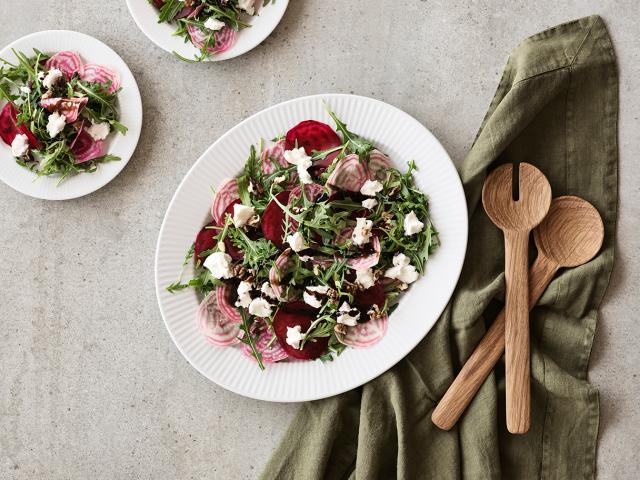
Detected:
[
  {"left": 273, "top": 305, "right": 329, "bottom": 360},
  {"left": 45, "top": 51, "right": 84, "bottom": 79},
  {"left": 197, "top": 290, "right": 242, "bottom": 346},
  {"left": 211, "top": 178, "right": 240, "bottom": 224},
  {"left": 285, "top": 120, "right": 342, "bottom": 155},
  {"left": 0, "top": 103, "right": 40, "bottom": 149},
  {"left": 242, "top": 320, "right": 289, "bottom": 364},
  {"left": 261, "top": 190, "right": 291, "bottom": 248},
  {"left": 194, "top": 221, "right": 218, "bottom": 263},
  {"left": 216, "top": 283, "right": 242, "bottom": 323},
  {"left": 336, "top": 314, "right": 388, "bottom": 349}
]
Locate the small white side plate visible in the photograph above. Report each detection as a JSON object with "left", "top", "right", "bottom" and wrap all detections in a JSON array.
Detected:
[
  {"left": 155, "top": 94, "right": 469, "bottom": 402},
  {"left": 0, "top": 30, "right": 142, "bottom": 200},
  {"left": 126, "top": 0, "right": 289, "bottom": 62}
]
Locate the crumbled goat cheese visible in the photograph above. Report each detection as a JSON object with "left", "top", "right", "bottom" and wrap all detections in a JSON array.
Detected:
[
  {"left": 261, "top": 282, "right": 276, "bottom": 299},
  {"left": 247, "top": 181, "right": 254, "bottom": 193},
  {"left": 384, "top": 253, "right": 419, "bottom": 284},
  {"left": 20, "top": 86, "right": 31, "bottom": 94},
  {"left": 274, "top": 175, "right": 286, "bottom": 184},
  {"left": 284, "top": 147, "right": 313, "bottom": 184},
  {"left": 235, "top": 281, "right": 253, "bottom": 308},
  {"left": 352, "top": 217, "right": 373, "bottom": 246},
  {"left": 46, "top": 111, "right": 66, "bottom": 138},
  {"left": 238, "top": 0, "right": 256, "bottom": 15},
  {"left": 87, "top": 122, "right": 110, "bottom": 141},
  {"left": 355, "top": 268, "right": 375, "bottom": 289},
  {"left": 306, "top": 285, "right": 329, "bottom": 294},
  {"left": 303, "top": 291, "right": 323, "bottom": 309},
  {"left": 360, "top": 179, "right": 383, "bottom": 196},
  {"left": 42, "top": 68, "right": 63, "bottom": 90},
  {"left": 403, "top": 210, "right": 424, "bottom": 236},
  {"left": 298, "top": 255, "right": 313, "bottom": 262},
  {"left": 249, "top": 297, "right": 273, "bottom": 318},
  {"left": 203, "top": 251, "right": 233, "bottom": 279},
  {"left": 233, "top": 204, "right": 256, "bottom": 228},
  {"left": 337, "top": 302, "right": 360, "bottom": 326},
  {"left": 286, "top": 325, "right": 304, "bottom": 350},
  {"left": 287, "top": 231, "right": 307, "bottom": 252},
  {"left": 204, "top": 17, "right": 226, "bottom": 31},
  {"left": 11, "top": 134, "right": 29, "bottom": 157},
  {"left": 362, "top": 198, "right": 378, "bottom": 209}
]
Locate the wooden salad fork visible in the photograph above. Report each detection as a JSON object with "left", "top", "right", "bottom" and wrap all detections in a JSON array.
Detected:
[
  {"left": 431, "top": 196, "right": 604, "bottom": 431},
  {"left": 480, "top": 163, "right": 552, "bottom": 433}
]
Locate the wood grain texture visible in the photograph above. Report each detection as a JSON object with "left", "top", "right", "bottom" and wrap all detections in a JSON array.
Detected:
[
  {"left": 480, "top": 163, "right": 552, "bottom": 434},
  {"left": 431, "top": 196, "right": 604, "bottom": 431}
]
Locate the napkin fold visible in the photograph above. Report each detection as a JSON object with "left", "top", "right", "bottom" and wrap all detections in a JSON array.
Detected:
[{"left": 261, "top": 15, "right": 617, "bottom": 480}]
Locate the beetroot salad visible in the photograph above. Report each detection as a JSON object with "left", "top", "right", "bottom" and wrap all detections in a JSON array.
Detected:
[
  {"left": 151, "top": 0, "right": 275, "bottom": 62},
  {"left": 167, "top": 109, "right": 439, "bottom": 369},
  {"left": 0, "top": 49, "right": 126, "bottom": 183}
]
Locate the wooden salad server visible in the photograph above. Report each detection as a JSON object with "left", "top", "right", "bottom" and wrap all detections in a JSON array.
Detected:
[
  {"left": 480, "top": 162, "right": 552, "bottom": 434},
  {"left": 432, "top": 196, "right": 603, "bottom": 431}
]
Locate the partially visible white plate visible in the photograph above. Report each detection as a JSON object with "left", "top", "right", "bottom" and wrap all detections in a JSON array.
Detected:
[
  {"left": 126, "top": 0, "right": 289, "bottom": 62},
  {"left": 155, "top": 94, "right": 468, "bottom": 402},
  {"left": 0, "top": 30, "right": 142, "bottom": 200}
]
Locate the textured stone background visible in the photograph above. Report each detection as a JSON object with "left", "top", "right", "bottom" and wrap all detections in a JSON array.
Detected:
[{"left": 1, "top": 1, "right": 638, "bottom": 478}]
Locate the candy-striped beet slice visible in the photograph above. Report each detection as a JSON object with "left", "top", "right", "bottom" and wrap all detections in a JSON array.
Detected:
[
  {"left": 336, "top": 315, "right": 388, "bottom": 348},
  {"left": 211, "top": 179, "right": 239, "bottom": 224},
  {"left": 40, "top": 97, "right": 88, "bottom": 123},
  {"left": 197, "top": 291, "right": 241, "bottom": 346},
  {"left": 273, "top": 307, "right": 329, "bottom": 360},
  {"left": 269, "top": 248, "right": 294, "bottom": 300},
  {"left": 261, "top": 139, "right": 287, "bottom": 174},
  {"left": 326, "top": 154, "right": 368, "bottom": 192},
  {"left": 194, "top": 221, "right": 218, "bottom": 263},
  {"left": 285, "top": 120, "right": 342, "bottom": 155},
  {"left": 347, "top": 236, "right": 381, "bottom": 270},
  {"left": 242, "top": 322, "right": 289, "bottom": 363},
  {"left": 216, "top": 283, "right": 242, "bottom": 323},
  {"left": 81, "top": 64, "right": 121, "bottom": 94},
  {"left": 287, "top": 183, "right": 324, "bottom": 205},
  {"left": 187, "top": 24, "right": 238, "bottom": 54},
  {"left": 367, "top": 149, "right": 392, "bottom": 181},
  {"left": 45, "top": 51, "right": 84, "bottom": 79},
  {"left": 71, "top": 129, "right": 104, "bottom": 163},
  {"left": 0, "top": 103, "right": 40, "bottom": 149},
  {"left": 261, "top": 190, "right": 291, "bottom": 248}
]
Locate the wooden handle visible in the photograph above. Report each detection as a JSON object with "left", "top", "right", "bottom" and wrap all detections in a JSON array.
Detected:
[
  {"left": 503, "top": 229, "right": 532, "bottom": 433},
  {"left": 431, "top": 255, "right": 557, "bottom": 431}
]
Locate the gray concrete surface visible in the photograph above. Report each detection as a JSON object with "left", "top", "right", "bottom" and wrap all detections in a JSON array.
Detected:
[{"left": 0, "top": 1, "right": 638, "bottom": 478}]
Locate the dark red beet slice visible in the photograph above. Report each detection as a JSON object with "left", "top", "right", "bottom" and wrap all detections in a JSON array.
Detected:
[
  {"left": 353, "top": 282, "right": 386, "bottom": 310},
  {"left": 285, "top": 120, "right": 342, "bottom": 155},
  {"left": 222, "top": 199, "right": 243, "bottom": 260},
  {"left": 261, "top": 190, "right": 291, "bottom": 248},
  {"left": 309, "top": 150, "right": 340, "bottom": 175},
  {"left": 70, "top": 128, "right": 103, "bottom": 163},
  {"left": 273, "top": 307, "right": 329, "bottom": 360},
  {"left": 281, "top": 300, "right": 319, "bottom": 315},
  {"left": 152, "top": 0, "right": 164, "bottom": 8},
  {"left": 194, "top": 221, "right": 218, "bottom": 263},
  {"left": 0, "top": 103, "right": 40, "bottom": 149}
]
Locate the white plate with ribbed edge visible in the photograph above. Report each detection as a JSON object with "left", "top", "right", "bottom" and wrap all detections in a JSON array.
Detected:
[
  {"left": 0, "top": 30, "right": 142, "bottom": 200},
  {"left": 126, "top": 0, "right": 289, "bottom": 62},
  {"left": 155, "top": 94, "right": 468, "bottom": 402}
]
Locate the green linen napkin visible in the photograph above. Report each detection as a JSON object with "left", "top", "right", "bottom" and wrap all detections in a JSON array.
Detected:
[{"left": 261, "top": 15, "right": 617, "bottom": 480}]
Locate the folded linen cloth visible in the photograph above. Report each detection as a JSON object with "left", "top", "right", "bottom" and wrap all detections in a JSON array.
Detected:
[{"left": 261, "top": 15, "right": 617, "bottom": 480}]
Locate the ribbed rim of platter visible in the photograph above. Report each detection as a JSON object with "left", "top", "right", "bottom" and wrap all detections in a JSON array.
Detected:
[{"left": 155, "top": 94, "right": 468, "bottom": 402}]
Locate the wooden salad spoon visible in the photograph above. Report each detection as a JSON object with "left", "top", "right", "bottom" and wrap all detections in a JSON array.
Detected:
[
  {"left": 432, "top": 196, "right": 604, "bottom": 431},
  {"left": 481, "top": 162, "right": 552, "bottom": 434}
]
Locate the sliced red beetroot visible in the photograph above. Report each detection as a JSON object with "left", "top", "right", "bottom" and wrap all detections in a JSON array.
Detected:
[
  {"left": 353, "top": 282, "right": 386, "bottom": 310},
  {"left": 347, "top": 235, "right": 381, "bottom": 270},
  {"left": 287, "top": 183, "right": 324, "bottom": 205},
  {"left": 175, "top": 6, "right": 194, "bottom": 18},
  {"left": 70, "top": 128, "right": 103, "bottom": 163},
  {"left": 0, "top": 103, "right": 40, "bottom": 149},
  {"left": 194, "top": 221, "right": 218, "bottom": 263},
  {"left": 261, "top": 190, "right": 291, "bottom": 248},
  {"left": 368, "top": 149, "right": 392, "bottom": 181},
  {"left": 326, "top": 154, "right": 368, "bottom": 192},
  {"left": 45, "top": 51, "right": 84, "bottom": 79},
  {"left": 242, "top": 322, "right": 289, "bottom": 363},
  {"left": 187, "top": 24, "right": 238, "bottom": 54},
  {"left": 261, "top": 139, "right": 287, "bottom": 174},
  {"left": 336, "top": 314, "right": 388, "bottom": 349},
  {"left": 285, "top": 120, "right": 342, "bottom": 155},
  {"left": 40, "top": 97, "right": 88, "bottom": 123},
  {"left": 211, "top": 178, "right": 239, "bottom": 224},
  {"left": 273, "top": 307, "right": 329, "bottom": 360},
  {"left": 81, "top": 64, "right": 121, "bottom": 94},
  {"left": 152, "top": 0, "right": 164, "bottom": 7},
  {"left": 197, "top": 290, "right": 242, "bottom": 346},
  {"left": 309, "top": 150, "right": 341, "bottom": 175},
  {"left": 219, "top": 199, "right": 244, "bottom": 260},
  {"left": 269, "top": 248, "right": 294, "bottom": 300},
  {"left": 216, "top": 283, "right": 242, "bottom": 323}
]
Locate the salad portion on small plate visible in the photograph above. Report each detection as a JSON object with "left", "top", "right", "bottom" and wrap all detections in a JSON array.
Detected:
[
  {"left": 127, "top": 0, "right": 289, "bottom": 62},
  {"left": 0, "top": 30, "right": 142, "bottom": 200},
  {"left": 156, "top": 94, "right": 467, "bottom": 402}
]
